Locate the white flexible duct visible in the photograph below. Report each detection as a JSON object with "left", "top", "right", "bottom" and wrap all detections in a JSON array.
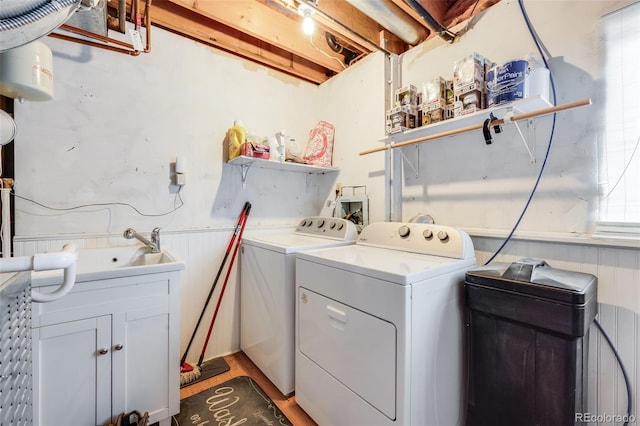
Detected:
[
  {"left": 0, "top": 243, "right": 78, "bottom": 303},
  {"left": 0, "top": 0, "right": 82, "bottom": 52}
]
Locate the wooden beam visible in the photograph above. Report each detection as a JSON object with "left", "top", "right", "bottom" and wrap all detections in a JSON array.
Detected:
[
  {"left": 416, "top": 0, "right": 448, "bottom": 27},
  {"left": 153, "top": 3, "right": 332, "bottom": 84},
  {"left": 444, "top": 0, "right": 502, "bottom": 28},
  {"left": 164, "top": 0, "right": 345, "bottom": 72}
]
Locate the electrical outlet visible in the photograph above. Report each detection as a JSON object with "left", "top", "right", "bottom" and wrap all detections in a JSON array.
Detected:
[{"left": 175, "top": 173, "right": 186, "bottom": 186}]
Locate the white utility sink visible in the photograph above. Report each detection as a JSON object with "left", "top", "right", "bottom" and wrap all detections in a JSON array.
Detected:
[{"left": 31, "top": 245, "right": 184, "bottom": 288}]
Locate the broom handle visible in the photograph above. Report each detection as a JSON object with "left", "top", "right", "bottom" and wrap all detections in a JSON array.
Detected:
[
  {"left": 180, "top": 201, "right": 251, "bottom": 367},
  {"left": 197, "top": 203, "right": 251, "bottom": 367}
]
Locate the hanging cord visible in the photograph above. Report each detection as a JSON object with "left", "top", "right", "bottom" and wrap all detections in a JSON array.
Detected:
[
  {"left": 483, "top": 0, "right": 557, "bottom": 265},
  {"left": 594, "top": 318, "right": 634, "bottom": 426},
  {"left": 12, "top": 187, "right": 184, "bottom": 217}
]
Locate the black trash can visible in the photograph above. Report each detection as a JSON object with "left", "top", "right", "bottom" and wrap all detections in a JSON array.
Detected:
[{"left": 464, "top": 258, "right": 597, "bottom": 426}]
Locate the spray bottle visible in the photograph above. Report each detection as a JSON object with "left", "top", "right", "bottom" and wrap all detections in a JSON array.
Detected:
[
  {"left": 273, "top": 129, "right": 287, "bottom": 163},
  {"left": 228, "top": 120, "right": 246, "bottom": 160}
]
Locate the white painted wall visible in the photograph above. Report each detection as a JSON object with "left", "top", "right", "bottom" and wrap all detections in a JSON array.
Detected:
[
  {"left": 12, "top": 26, "right": 385, "bottom": 364},
  {"left": 315, "top": 51, "right": 388, "bottom": 222},
  {"left": 396, "top": 0, "right": 630, "bottom": 235},
  {"left": 13, "top": 28, "right": 332, "bottom": 234}
]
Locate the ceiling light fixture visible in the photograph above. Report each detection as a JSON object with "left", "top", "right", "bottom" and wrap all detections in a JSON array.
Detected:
[{"left": 298, "top": 1, "right": 317, "bottom": 35}]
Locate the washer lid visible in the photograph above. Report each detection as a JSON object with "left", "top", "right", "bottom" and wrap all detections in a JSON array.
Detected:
[
  {"left": 242, "top": 233, "right": 355, "bottom": 254},
  {"left": 297, "top": 244, "right": 476, "bottom": 285}
]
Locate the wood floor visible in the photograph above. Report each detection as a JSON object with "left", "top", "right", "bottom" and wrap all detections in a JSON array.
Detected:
[{"left": 179, "top": 351, "right": 317, "bottom": 426}]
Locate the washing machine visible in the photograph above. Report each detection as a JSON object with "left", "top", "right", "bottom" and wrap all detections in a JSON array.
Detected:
[
  {"left": 295, "top": 222, "right": 476, "bottom": 426},
  {"left": 240, "top": 216, "right": 358, "bottom": 396}
]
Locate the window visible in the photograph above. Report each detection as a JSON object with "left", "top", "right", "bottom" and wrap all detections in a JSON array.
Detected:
[{"left": 599, "top": 2, "right": 640, "bottom": 231}]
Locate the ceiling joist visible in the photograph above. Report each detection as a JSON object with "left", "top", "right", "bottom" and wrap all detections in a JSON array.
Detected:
[{"left": 59, "top": 0, "right": 504, "bottom": 84}]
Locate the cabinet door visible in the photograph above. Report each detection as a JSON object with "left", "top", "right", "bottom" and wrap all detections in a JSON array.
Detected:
[
  {"left": 33, "top": 316, "right": 112, "bottom": 426},
  {"left": 112, "top": 304, "right": 172, "bottom": 423}
]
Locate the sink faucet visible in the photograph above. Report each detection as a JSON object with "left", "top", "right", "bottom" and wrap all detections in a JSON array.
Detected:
[{"left": 123, "top": 227, "right": 161, "bottom": 253}]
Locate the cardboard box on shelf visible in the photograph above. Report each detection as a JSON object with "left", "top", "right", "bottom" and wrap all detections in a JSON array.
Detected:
[
  {"left": 240, "top": 141, "right": 270, "bottom": 159},
  {"left": 423, "top": 77, "right": 447, "bottom": 106},
  {"left": 453, "top": 52, "right": 493, "bottom": 92},
  {"left": 395, "top": 84, "right": 418, "bottom": 107},
  {"left": 420, "top": 100, "right": 446, "bottom": 126},
  {"left": 388, "top": 105, "right": 419, "bottom": 133}
]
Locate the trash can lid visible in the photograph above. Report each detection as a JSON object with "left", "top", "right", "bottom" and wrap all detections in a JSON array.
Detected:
[{"left": 465, "top": 258, "right": 597, "bottom": 304}]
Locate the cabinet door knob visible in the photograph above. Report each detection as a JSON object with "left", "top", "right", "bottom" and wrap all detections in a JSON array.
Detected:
[
  {"left": 98, "top": 348, "right": 109, "bottom": 355},
  {"left": 114, "top": 344, "right": 124, "bottom": 351}
]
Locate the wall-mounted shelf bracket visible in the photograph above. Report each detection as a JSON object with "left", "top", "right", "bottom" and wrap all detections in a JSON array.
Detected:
[
  {"left": 397, "top": 144, "right": 420, "bottom": 178},
  {"left": 503, "top": 110, "right": 536, "bottom": 164},
  {"left": 240, "top": 162, "right": 251, "bottom": 189}
]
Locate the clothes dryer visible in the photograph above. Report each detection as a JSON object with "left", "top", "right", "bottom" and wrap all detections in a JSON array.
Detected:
[
  {"left": 295, "top": 222, "right": 476, "bottom": 425},
  {"left": 240, "top": 217, "right": 357, "bottom": 396}
]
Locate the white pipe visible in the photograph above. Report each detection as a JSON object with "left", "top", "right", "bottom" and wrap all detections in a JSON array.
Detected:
[
  {"left": 0, "top": 243, "right": 78, "bottom": 303},
  {"left": 1, "top": 187, "right": 10, "bottom": 258}
]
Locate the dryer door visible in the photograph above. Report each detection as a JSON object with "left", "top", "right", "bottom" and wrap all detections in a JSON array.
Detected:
[{"left": 298, "top": 287, "right": 397, "bottom": 420}]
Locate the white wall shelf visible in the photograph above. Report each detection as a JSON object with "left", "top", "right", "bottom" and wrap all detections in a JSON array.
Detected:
[
  {"left": 360, "top": 96, "right": 591, "bottom": 156},
  {"left": 228, "top": 156, "right": 339, "bottom": 189}
]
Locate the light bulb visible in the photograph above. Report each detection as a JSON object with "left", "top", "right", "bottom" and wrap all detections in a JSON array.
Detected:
[{"left": 302, "top": 13, "right": 314, "bottom": 35}]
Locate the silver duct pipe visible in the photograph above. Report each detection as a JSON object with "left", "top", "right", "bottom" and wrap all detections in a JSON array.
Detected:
[
  {"left": 345, "top": 0, "right": 425, "bottom": 45},
  {"left": 0, "top": 0, "right": 82, "bottom": 51}
]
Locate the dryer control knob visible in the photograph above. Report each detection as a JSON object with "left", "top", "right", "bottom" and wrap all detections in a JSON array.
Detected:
[
  {"left": 301, "top": 220, "right": 307, "bottom": 227},
  {"left": 306, "top": 220, "right": 313, "bottom": 227},
  {"left": 317, "top": 219, "right": 325, "bottom": 228},
  {"left": 337, "top": 223, "right": 344, "bottom": 230},
  {"left": 437, "top": 230, "right": 449, "bottom": 242},
  {"left": 330, "top": 222, "right": 337, "bottom": 229},
  {"left": 398, "top": 225, "right": 410, "bottom": 238},
  {"left": 423, "top": 229, "right": 433, "bottom": 240}
]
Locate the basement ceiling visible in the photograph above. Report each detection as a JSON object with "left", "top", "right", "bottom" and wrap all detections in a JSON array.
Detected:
[{"left": 65, "top": 0, "right": 502, "bottom": 84}]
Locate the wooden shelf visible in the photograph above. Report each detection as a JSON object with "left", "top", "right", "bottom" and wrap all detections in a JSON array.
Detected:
[{"left": 227, "top": 156, "right": 339, "bottom": 189}]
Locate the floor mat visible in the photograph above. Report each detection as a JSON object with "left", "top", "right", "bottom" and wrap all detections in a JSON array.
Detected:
[
  {"left": 174, "top": 375, "right": 293, "bottom": 426},
  {"left": 180, "top": 357, "right": 230, "bottom": 388}
]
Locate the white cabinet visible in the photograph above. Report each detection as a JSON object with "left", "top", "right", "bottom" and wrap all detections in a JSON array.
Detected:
[{"left": 32, "top": 271, "right": 181, "bottom": 426}]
